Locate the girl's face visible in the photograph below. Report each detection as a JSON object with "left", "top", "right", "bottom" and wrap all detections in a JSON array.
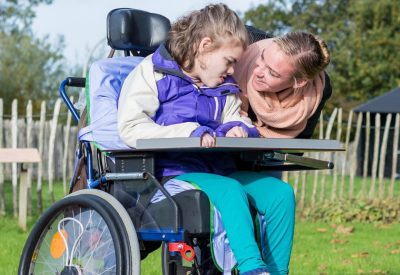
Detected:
[
  {"left": 251, "top": 41, "right": 297, "bottom": 93},
  {"left": 190, "top": 38, "right": 243, "bottom": 88}
]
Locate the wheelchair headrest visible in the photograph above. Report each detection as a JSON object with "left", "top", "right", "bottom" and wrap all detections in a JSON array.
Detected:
[{"left": 107, "top": 8, "right": 171, "bottom": 55}]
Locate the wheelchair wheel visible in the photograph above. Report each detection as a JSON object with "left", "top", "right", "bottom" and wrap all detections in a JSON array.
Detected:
[{"left": 18, "top": 190, "right": 140, "bottom": 275}]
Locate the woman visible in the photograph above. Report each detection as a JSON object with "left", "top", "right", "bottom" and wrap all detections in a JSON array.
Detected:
[
  {"left": 230, "top": 31, "right": 331, "bottom": 274},
  {"left": 234, "top": 31, "right": 331, "bottom": 139}
]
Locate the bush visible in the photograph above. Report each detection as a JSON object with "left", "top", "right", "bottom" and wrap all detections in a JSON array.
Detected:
[{"left": 300, "top": 198, "right": 400, "bottom": 223}]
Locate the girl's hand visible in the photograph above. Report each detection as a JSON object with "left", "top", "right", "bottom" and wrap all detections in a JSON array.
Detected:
[
  {"left": 226, "top": 126, "right": 248, "bottom": 138},
  {"left": 201, "top": 133, "right": 216, "bottom": 147}
]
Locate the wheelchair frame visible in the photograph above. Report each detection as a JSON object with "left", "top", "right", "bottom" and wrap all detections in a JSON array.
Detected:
[{"left": 19, "top": 8, "right": 343, "bottom": 275}]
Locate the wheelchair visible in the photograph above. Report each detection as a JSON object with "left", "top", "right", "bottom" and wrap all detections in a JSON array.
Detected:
[{"left": 18, "top": 8, "right": 341, "bottom": 275}]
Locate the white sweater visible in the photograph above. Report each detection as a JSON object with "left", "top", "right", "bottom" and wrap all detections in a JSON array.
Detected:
[{"left": 117, "top": 55, "right": 253, "bottom": 148}]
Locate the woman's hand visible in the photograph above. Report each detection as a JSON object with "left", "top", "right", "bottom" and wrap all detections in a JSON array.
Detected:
[
  {"left": 201, "top": 133, "right": 216, "bottom": 147},
  {"left": 226, "top": 126, "right": 248, "bottom": 137}
]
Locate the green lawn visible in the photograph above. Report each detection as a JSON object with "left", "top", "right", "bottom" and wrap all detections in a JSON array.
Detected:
[
  {"left": 1, "top": 180, "right": 399, "bottom": 274},
  {"left": 290, "top": 222, "right": 400, "bottom": 274}
]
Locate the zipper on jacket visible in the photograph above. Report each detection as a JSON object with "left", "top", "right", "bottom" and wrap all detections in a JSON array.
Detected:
[{"left": 214, "top": 97, "right": 219, "bottom": 120}]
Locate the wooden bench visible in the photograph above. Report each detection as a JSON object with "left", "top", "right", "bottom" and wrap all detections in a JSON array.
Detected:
[{"left": 0, "top": 148, "right": 41, "bottom": 230}]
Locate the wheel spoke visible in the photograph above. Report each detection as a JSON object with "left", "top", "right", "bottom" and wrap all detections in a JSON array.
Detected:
[
  {"left": 82, "top": 215, "right": 110, "bottom": 272},
  {"left": 30, "top": 207, "right": 116, "bottom": 274}
]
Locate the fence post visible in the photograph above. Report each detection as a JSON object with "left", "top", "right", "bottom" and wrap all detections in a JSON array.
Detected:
[
  {"left": 389, "top": 113, "right": 399, "bottom": 198},
  {"left": 360, "top": 112, "right": 370, "bottom": 198},
  {"left": 319, "top": 108, "right": 337, "bottom": 203},
  {"left": 299, "top": 171, "right": 307, "bottom": 210},
  {"left": 11, "top": 99, "right": 18, "bottom": 217},
  {"left": 311, "top": 112, "right": 324, "bottom": 207},
  {"left": 331, "top": 108, "right": 342, "bottom": 201},
  {"left": 368, "top": 113, "right": 381, "bottom": 199},
  {"left": 62, "top": 97, "right": 73, "bottom": 195},
  {"left": 48, "top": 99, "right": 61, "bottom": 203},
  {"left": 0, "top": 99, "right": 4, "bottom": 215},
  {"left": 37, "top": 101, "right": 46, "bottom": 213},
  {"left": 349, "top": 112, "right": 363, "bottom": 198},
  {"left": 378, "top": 114, "right": 392, "bottom": 198},
  {"left": 340, "top": 110, "right": 353, "bottom": 199},
  {"left": 26, "top": 100, "right": 33, "bottom": 216},
  {"left": 293, "top": 171, "right": 300, "bottom": 199}
]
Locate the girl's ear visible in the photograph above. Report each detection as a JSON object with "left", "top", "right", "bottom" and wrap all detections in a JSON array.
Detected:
[
  {"left": 198, "top": 37, "right": 213, "bottom": 54},
  {"left": 293, "top": 78, "right": 308, "bottom": 89}
]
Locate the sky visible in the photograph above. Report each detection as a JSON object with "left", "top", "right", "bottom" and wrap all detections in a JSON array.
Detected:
[{"left": 32, "top": 0, "right": 263, "bottom": 67}]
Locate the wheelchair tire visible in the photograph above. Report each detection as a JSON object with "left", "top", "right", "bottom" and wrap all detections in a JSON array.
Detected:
[{"left": 18, "top": 190, "right": 140, "bottom": 275}]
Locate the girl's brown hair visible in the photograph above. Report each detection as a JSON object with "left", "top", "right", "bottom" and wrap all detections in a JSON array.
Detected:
[
  {"left": 273, "top": 31, "right": 330, "bottom": 80},
  {"left": 167, "top": 3, "right": 248, "bottom": 72}
]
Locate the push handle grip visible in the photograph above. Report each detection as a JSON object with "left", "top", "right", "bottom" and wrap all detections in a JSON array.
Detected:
[{"left": 66, "top": 77, "right": 86, "bottom": 88}]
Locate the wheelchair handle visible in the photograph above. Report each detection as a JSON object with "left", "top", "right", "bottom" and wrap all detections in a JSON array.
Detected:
[
  {"left": 59, "top": 77, "right": 86, "bottom": 122},
  {"left": 66, "top": 77, "right": 86, "bottom": 88}
]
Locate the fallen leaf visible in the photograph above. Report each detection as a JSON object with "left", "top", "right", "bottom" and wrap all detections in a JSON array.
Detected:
[
  {"left": 384, "top": 241, "right": 400, "bottom": 249},
  {"left": 330, "top": 239, "right": 348, "bottom": 244},
  {"left": 375, "top": 224, "right": 392, "bottom": 229},
  {"left": 357, "top": 269, "right": 365, "bottom": 274},
  {"left": 318, "top": 264, "right": 327, "bottom": 271},
  {"left": 371, "top": 269, "right": 388, "bottom": 274},
  {"left": 391, "top": 249, "right": 400, "bottom": 254},
  {"left": 335, "top": 225, "right": 354, "bottom": 234},
  {"left": 351, "top": 252, "right": 369, "bottom": 258},
  {"left": 341, "top": 259, "right": 352, "bottom": 265},
  {"left": 317, "top": 228, "right": 328, "bottom": 233}
]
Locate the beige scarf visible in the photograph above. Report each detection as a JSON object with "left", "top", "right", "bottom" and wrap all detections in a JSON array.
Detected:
[{"left": 234, "top": 39, "right": 325, "bottom": 138}]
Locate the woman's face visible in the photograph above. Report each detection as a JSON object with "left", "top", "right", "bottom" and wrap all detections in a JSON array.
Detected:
[
  {"left": 251, "top": 41, "right": 297, "bottom": 93},
  {"left": 191, "top": 38, "right": 243, "bottom": 88}
]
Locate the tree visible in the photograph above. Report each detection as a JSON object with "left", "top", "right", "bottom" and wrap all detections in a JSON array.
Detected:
[
  {"left": 0, "top": 0, "right": 66, "bottom": 114},
  {"left": 1, "top": 0, "right": 53, "bottom": 34},
  {"left": 243, "top": 0, "right": 400, "bottom": 111}
]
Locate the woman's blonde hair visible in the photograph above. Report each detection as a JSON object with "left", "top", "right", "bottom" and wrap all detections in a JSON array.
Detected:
[
  {"left": 167, "top": 3, "right": 248, "bottom": 72},
  {"left": 273, "top": 32, "right": 330, "bottom": 80}
]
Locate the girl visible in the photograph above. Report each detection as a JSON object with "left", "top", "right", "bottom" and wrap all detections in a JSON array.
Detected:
[{"left": 118, "top": 4, "right": 293, "bottom": 275}]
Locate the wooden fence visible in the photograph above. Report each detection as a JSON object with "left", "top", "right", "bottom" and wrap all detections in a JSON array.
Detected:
[
  {"left": 284, "top": 109, "right": 400, "bottom": 210},
  {"left": 0, "top": 98, "right": 78, "bottom": 216},
  {"left": 0, "top": 98, "right": 399, "bottom": 217}
]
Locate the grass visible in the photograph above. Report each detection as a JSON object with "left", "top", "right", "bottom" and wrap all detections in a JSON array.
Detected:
[
  {"left": 1, "top": 179, "right": 399, "bottom": 274},
  {"left": 290, "top": 222, "right": 400, "bottom": 274}
]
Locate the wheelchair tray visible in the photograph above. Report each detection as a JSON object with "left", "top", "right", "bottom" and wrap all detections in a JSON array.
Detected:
[
  {"left": 135, "top": 137, "right": 342, "bottom": 152},
  {"left": 106, "top": 138, "right": 343, "bottom": 171}
]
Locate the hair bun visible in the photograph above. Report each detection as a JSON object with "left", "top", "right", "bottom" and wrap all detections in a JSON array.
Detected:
[{"left": 316, "top": 36, "right": 330, "bottom": 69}]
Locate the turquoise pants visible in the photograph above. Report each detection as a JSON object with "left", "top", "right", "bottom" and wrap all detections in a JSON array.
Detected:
[{"left": 176, "top": 171, "right": 295, "bottom": 275}]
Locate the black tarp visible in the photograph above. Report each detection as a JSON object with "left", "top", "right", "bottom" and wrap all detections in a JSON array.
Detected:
[
  {"left": 354, "top": 87, "right": 400, "bottom": 114},
  {"left": 353, "top": 87, "right": 399, "bottom": 178}
]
